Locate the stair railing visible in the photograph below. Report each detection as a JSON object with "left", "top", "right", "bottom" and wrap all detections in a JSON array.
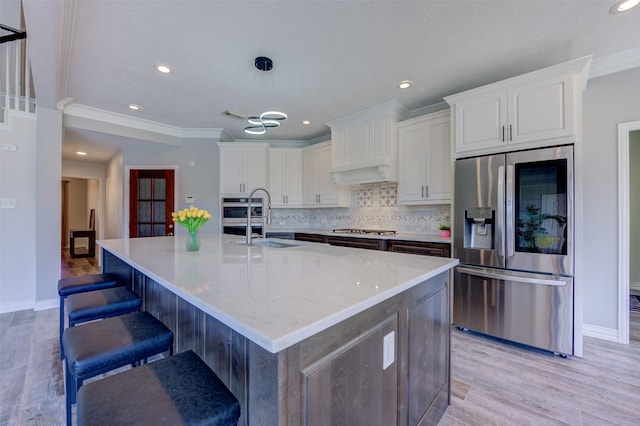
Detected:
[{"left": 1, "top": 22, "right": 34, "bottom": 124}]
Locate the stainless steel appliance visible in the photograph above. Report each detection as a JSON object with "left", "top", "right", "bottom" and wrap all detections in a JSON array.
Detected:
[
  {"left": 453, "top": 145, "right": 574, "bottom": 355},
  {"left": 221, "top": 197, "right": 263, "bottom": 236}
]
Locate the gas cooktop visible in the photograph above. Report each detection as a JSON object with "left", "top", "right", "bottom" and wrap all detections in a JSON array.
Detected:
[{"left": 332, "top": 229, "right": 397, "bottom": 236}]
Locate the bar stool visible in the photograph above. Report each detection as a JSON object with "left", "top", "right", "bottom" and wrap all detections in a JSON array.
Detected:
[
  {"left": 57, "top": 274, "right": 119, "bottom": 359},
  {"left": 77, "top": 350, "right": 241, "bottom": 425},
  {"left": 62, "top": 311, "right": 174, "bottom": 426},
  {"left": 67, "top": 287, "right": 141, "bottom": 328}
]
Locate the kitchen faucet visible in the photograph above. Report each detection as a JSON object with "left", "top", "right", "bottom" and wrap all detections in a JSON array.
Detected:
[{"left": 246, "top": 187, "right": 272, "bottom": 245}]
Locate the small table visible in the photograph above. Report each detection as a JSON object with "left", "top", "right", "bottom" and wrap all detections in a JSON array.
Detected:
[{"left": 70, "top": 230, "right": 96, "bottom": 258}]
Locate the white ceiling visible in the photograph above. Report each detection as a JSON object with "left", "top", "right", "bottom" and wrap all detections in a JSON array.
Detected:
[{"left": 21, "top": 0, "right": 640, "bottom": 163}]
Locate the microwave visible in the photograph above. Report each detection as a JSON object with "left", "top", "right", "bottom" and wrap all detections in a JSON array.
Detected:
[{"left": 221, "top": 197, "right": 263, "bottom": 236}]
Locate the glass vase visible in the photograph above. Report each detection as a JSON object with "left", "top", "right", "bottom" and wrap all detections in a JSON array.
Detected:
[{"left": 186, "top": 230, "right": 200, "bottom": 252}]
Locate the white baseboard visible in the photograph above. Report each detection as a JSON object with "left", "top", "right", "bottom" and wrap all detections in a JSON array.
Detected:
[
  {"left": 583, "top": 323, "right": 621, "bottom": 343},
  {"left": 0, "top": 298, "right": 58, "bottom": 314},
  {"left": 34, "top": 298, "right": 58, "bottom": 311},
  {"left": 0, "top": 301, "right": 36, "bottom": 314}
]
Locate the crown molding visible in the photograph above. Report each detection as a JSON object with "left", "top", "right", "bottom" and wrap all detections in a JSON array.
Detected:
[
  {"left": 590, "top": 47, "right": 640, "bottom": 79},
  {"left": 62, "top": 104, "right": 228, "bottom": 143}
]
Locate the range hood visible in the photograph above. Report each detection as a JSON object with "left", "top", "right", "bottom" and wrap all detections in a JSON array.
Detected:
[
  {"left": 329, "top": 161, "right": 394, "bottom": 185},
  {"left": 326, "top": 100, "right": 409, "bottom": 186}
]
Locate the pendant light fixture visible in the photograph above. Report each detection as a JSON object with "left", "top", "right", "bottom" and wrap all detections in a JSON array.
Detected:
[{"left": 244, "top": 56, "right": 287, "bottom": 135}]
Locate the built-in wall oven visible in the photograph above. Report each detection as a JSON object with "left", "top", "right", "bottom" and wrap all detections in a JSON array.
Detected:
[{"left": 221, "top": 197, "right": 263, "bottom": 236}]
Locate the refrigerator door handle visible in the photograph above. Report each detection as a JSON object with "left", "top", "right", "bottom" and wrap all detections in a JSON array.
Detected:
[
  {"left": 497, "top": 165, "right": 505, "bottom": 256},
  {"left": 457, "top": 266, "right": 568, "bottom": 287},
  {"left": 506, "top": 165, "right": 515, "bottom": 257}
]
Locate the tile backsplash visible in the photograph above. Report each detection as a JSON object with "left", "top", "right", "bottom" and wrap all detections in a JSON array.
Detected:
[{"left": 270, "top": 183, "right": 450, "bottom": 234}]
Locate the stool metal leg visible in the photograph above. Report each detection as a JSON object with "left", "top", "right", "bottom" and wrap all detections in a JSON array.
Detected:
[
  {"left": 60, "top": 296, "right": 65, "bottom": 360},
  {"left": 65, "top": 360, "right": 73, "bottom": 426}
]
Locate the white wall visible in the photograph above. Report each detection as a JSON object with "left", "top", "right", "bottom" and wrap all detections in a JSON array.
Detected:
[
  {"left": 582, "top": 67, "right": 640, "bottom": 331},
  {"left": 67, "top": 178, "right": 88, "bottom": 233},
  {"left": 104, "top": 152, "right": 124, "bottom": 239},
  {"left": 35, "top": 108, "right": 62, "bottom": 307},
  {"left": 122, "top": 140, "right": 220, "bottom": 236},
  {"left": 0, "top": 111, "right": 37, "bottom": 312}
]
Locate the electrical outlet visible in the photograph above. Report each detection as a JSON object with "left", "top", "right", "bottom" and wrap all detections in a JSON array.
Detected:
[{"left": 383, "top": 331, "right": 395, "bottom": 369}]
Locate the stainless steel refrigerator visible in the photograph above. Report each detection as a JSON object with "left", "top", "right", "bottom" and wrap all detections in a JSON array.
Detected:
[{"left": 453, "top": 145, "right": 574, "bottom": 355}]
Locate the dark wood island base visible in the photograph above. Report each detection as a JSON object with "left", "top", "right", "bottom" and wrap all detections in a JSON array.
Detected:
[{"left": 103, "top": 246, "right": 451, "bottom": 426}]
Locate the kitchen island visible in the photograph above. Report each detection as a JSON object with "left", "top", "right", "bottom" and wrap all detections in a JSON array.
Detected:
[{"left": 98, "top": 235, "right": 458, "bottom": 426}]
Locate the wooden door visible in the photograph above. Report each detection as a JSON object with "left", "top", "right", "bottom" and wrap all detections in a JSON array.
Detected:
[{"left": 129, "top": 169, "right": 175, "bottom": 238}]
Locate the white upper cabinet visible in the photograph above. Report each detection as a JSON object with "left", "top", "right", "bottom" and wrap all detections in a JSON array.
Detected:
[
  {"left": 444, "top": 56, "right": 592, "bottom": 157},
  {"left": 397, "top": 110, "right": 451, "bottom": 205},
  {"left": 303, "top": 142, "right": 350, "bottom": 208},
  {"left": 326, "top": 100, "right": 409, "bottom": 185},
  {"left": 270, "top": 148, "right": 303, "bottom": 208},
  {"left": 218, "top": 143, "right": 269, "bottom": 195}
]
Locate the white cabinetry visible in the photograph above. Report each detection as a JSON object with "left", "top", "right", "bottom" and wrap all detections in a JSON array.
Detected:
[
  {"left": 218, "top": 143, "right": 269, "bottom": 195},
  {"left": 303, "top": 142, "right": 350, "bottom": 207},
  {"left": 270, "top": 148, "right": 303, "bottom": 207},
  {"left": 326, "top": 100, "right": 409, "bottom": 185},
  {"left": 397, "top": 110, "right": 451, "bottom": 205},
  {"left": 444, "top": 56, "right": 592, "bottom": 156}
]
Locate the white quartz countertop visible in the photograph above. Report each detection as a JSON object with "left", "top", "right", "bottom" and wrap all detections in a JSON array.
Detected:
[{"left": 98, "top": 235, "right": 457, "bottom": 353}]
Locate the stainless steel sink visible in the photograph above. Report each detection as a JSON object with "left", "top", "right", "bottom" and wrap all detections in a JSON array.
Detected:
[
  {"left": 227, "top": 239, "right": 298, "bottom": 248},
  {"left": 251, "top": 240, "right": 297, "bottom": 248}
]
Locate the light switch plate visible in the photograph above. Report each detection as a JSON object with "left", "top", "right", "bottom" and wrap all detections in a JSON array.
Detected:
[
  {"left": 185, "top": 196, "right": 195, "bottom": 204},
  {"left": 383, "top": 331, "right": 395, "bottom": 370},
  {"left": 1, "top": 198, "right": 16, "bottom": 208}
]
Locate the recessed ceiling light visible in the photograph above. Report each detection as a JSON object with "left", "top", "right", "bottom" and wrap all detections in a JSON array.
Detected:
[
  {"left": 155, "top": 64, "right": 171, "bottom": 74},
  {"left": 302, "top": 120, "right": 311, "bottom": 125},
  {"left": 128, "top": 104, "right": 143, "bottom": 111},
  {"left": 76, "top": 151, "right": 87, "bottom": 156},
  {"left": 610, "top": 0, "right": 640, "bottom": 13},
  {"left": 398, "top": 80, "right": 413, "bottom": 89}
]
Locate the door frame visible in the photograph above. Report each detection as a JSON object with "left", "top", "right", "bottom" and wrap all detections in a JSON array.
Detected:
[
  {"left": 124, "top": 165, "right": 179, "bottom": 239},
  {"left": 617, "top": 120, "right": 640, "bottom": 344},
  {"left": 60, "top": 174, "right": 104, "bottom": 250}
]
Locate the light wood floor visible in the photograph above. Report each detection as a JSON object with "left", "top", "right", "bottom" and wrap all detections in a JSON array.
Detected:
[
  {"left": 441, "top": 315, "right": 640, "bottom": 425},
  {"left": 1, "top": 252, "right": 639, "bottom": 424}
]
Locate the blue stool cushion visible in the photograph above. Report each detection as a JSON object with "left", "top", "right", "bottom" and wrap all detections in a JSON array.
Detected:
[
  {"left": 67, "top": 287, "right": 141, "bottom": 325},
  {"left": 77, "top": 350, "right": 241, "bottom": 426},
  {"left": 58, "top": 274, "right": 118, "bottom": 297},
  {"left": 63, "top": 311, "right": 173, "bottom": 378}
]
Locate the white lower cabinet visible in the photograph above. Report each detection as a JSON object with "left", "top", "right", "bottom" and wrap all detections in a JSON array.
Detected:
[
  {"left": 303, "top": 142, "right": 350, "bottom": 207},
  {"left": 270, "top": 149, "right": 303, "bottom": 207},
  {"left": 397, "top": 110, "right": 451, "bottom": 205}
]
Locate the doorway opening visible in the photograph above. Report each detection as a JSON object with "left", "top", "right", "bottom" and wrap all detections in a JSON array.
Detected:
[
  {"left": 618, "top": 121, "right": 640, "bottom": 344},
  {"left": 61, "top": 176, "right": 100, "bottom": 256}
]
